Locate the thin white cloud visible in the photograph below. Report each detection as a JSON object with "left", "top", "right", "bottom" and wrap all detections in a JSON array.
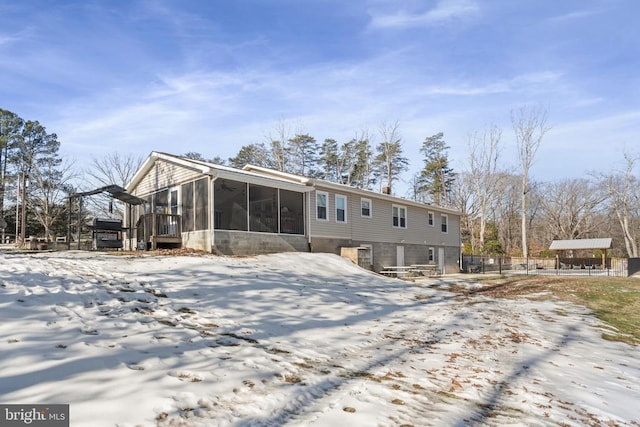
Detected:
[
  {"left": 368, "top": 0, "right": 479, "bottom": 30},
  {"left": 548, "top": 8, "right": 603, "bottom": 23},
  {"left": 414, "top": 71, "right": 562, "bottom": 97}
]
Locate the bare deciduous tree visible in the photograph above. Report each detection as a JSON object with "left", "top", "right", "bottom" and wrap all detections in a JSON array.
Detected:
[
  {"left": 373, "top": 121, "right": 408, "bottom": 194},
  {"left": 512, "top": 106, "right": 550, "bottom": 257},
  {"left": 85, "top": 152, "right": 144, "bottom": 218},
  {"left": 597, "top": 152, "right": 640, "bottom": 257},
  {"left": 87, "top": 152, "right": 144, "bottom": 188},
  {"left": 265, "top": 119, "right": 297, "bottom": 173},
  {"left": 29, "top": 158, "right": 77, "bottom": 239},
  {"left": 450, "top": 172, "right": 478, "bottom": 252},
  {"left": 467, "top": 124, "right": 502, "bottom": 250},
  {"left": 493, "top": 172, "right": 521, "bottom": 255},
  {"left": 538, "top": 178, "right": 605, "bottom": 241}
]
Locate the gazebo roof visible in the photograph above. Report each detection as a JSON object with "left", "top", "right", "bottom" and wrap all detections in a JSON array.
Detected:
[
  {"left": 549, "top": 238, "right": 612, "bottom": 251},
  {"left": 74, "top": 184, "right": 146, "bottom": 205}
]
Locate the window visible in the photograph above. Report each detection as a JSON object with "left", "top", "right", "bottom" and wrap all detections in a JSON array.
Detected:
[
  {"left": 279, "top": 190, "right": 304, "bottom": 235},
  {"left": 335, "top": 194, "right": 347, "bottom": 223},
  {"left": 154, "top": 189, "right": 168, "bottom": 213},
  {"left": 441, "top": 214, "right": 448, "bottom": 233},
  {"left": 214, "top": 179, "right": 304, "bottom": 234},
  {"left": 361, "top": 198, "right": 371, "bottom": 218},
  {"left": 428, "top": 247, "right": 435, "bottom": 262},
  {"left": 428, "top": 211, "right": 434, "bottom": 226},
  {"left": 194, "top": 178, "right": 208, "bottom": 231},
  {"left": 392, "top": 205, "right": 407, "bottom": 228},
  {"left": 181, "top": 181, "right": 194, "bottom": 232},
  {"left": 316, "top": 191, "right": 328, "bottom": 221},
  {"left": 249, "top": 184, "right": 278, "bottom": 233},
  {"left": 214, "top": 179, "right": 248, "bottom": 231}
]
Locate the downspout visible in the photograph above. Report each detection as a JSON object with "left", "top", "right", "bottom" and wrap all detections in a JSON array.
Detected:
[
  {"left": 307, "top": 188, "right": 312, "bottom": 248},
  {"left": 210, "top": 176, "right": 217, "bottom": 253}
]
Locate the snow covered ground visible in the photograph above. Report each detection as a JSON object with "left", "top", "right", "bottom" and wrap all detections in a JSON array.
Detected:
[{"left": 0, "top": 249, "right": 638, "bottom": 427}]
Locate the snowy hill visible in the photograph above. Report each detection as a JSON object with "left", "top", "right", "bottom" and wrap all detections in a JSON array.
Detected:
[{"left": 0, "top": 250, "right": 638, "bottom": 426}]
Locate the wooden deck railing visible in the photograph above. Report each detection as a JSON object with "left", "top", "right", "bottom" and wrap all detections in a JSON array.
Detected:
[{"left": 136, "top": 213, "right": 182, "bottom": 250}]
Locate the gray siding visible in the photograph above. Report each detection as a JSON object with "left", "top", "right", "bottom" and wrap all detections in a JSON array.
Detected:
[
  {"left": 132, "top": 160, "right": 203, "bottom": 197},
  {"left": 310, "top": 186, "right": 460, "bottom": 248},
  {"left": 308, "top": 190, "right": 352, "bottom": 239}
]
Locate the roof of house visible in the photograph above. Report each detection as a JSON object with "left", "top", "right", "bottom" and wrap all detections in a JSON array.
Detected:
[
  {"left": 127, "top": 152, "right": 461, "bottom": 215},
  {"left": 74, "top": 184, "right": 147, "bottom": 205},
  {"left": 549, "top": 238, "right": 613, "bottom": 251},
  {"left": 242, "top": 164, "right": 461, "bottom": 215},
  {"left": 126, "top": 152, "right": 313, "bottom": 193}
]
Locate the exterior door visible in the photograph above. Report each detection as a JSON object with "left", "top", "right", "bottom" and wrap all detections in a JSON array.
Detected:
[
  {"left": 168, "top": 187, "right": 180, "bottom": 235},
  {"left": 396, "top": 246, "right": 405, "bottom": 266},
  {"left": 438, "top": 248, "right": 445, "bottom": 274}
]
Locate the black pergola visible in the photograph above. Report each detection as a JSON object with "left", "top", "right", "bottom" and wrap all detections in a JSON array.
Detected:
[{"left": 67, "top": 185, "right": 146, "bottom": 250}]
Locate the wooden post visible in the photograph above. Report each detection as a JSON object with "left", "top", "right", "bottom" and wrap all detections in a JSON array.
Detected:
[
  {"left": 67, "top": 196, "right": 72, "bottom": 250},
  {"left": 151, "top": 213, "right": 157, "bottom": 250},
  {"left": 77, "top": 197, "right": 82, "bottom": 250}
]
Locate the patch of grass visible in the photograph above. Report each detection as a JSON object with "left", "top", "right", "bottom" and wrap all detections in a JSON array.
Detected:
[
  {"left": 436, "top": 390, "right": 463, "bottom": 400},
  {"left": 473, "top": 276, "right": 640, "bottom": 345},
  {"left": 292, "top": 361, "right": 315, "bottom": 369},
  {"left": 282, "top": 374, "right": 302, "bottom": 384},
  {"left": 339, "top": 371, "right": 383, "bottom": 382}
]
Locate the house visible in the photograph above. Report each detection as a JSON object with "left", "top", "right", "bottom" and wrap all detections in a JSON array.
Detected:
[{"left": 125, "top": 152, "right": 461, "bottom": 274}]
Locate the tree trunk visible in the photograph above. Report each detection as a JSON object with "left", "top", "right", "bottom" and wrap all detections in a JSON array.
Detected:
[{"left": 521, "top": 174, "right": 528, "bottom": 258}]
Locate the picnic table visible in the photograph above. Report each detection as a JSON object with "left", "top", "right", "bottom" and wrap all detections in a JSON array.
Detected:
[
  {"left": 379, "top": 266, "right": 414, "bottom": 278},
  {"left": 379, "top": 264, "right": 440, "bottom": 279},
  {"left": 410, "top": 264, "right": 440, "bottom": 276}
]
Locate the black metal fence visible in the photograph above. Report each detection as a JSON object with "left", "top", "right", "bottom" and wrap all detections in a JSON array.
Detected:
[{"left": 462, "top": 255, "right": 629, "bottom": 277}]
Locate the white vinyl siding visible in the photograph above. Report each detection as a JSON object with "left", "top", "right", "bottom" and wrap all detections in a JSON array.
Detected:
[{"left": 335, "top": 194, "right": 347, "bottom": 223}]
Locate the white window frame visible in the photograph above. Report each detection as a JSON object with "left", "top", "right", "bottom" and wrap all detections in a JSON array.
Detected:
[
  {"left": 441, "top": 214, "right": 448, "bottom": 233},
  {"left": 392, "top": 204, "right": 407, "bottom": 229},
  {"left": 335, "top": 194, "right": 347, "bottom": 223},
  {"left": 316, "top": 191, "right": 329, "bottom": 221},
  {"left": 360, "top": 198, "right": 372, "bottom": 218},
  {"left": 428, "top": 211, "right": 434, "bottom": 227},
  {"left": 428, "top": 247, "right": 435, "bottom": 263}
]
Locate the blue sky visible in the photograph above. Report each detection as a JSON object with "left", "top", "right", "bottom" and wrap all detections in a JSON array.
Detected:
[{"left": 1, "top": 0, "right": 638, "bottom": 193}]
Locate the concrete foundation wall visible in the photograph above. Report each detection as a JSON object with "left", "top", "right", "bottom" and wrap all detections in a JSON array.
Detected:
[
  {"left": 311, "top": 237, "right": 460, "bottom": 274},
  {"left": 214, "top": 230, "right": 310, "bottom": 255},
  {"left": 182, "top": 230, "right": 211, "bottom": 252},
  {"left": 340, "top": 246, "right": 372, "bottom": 270}
]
